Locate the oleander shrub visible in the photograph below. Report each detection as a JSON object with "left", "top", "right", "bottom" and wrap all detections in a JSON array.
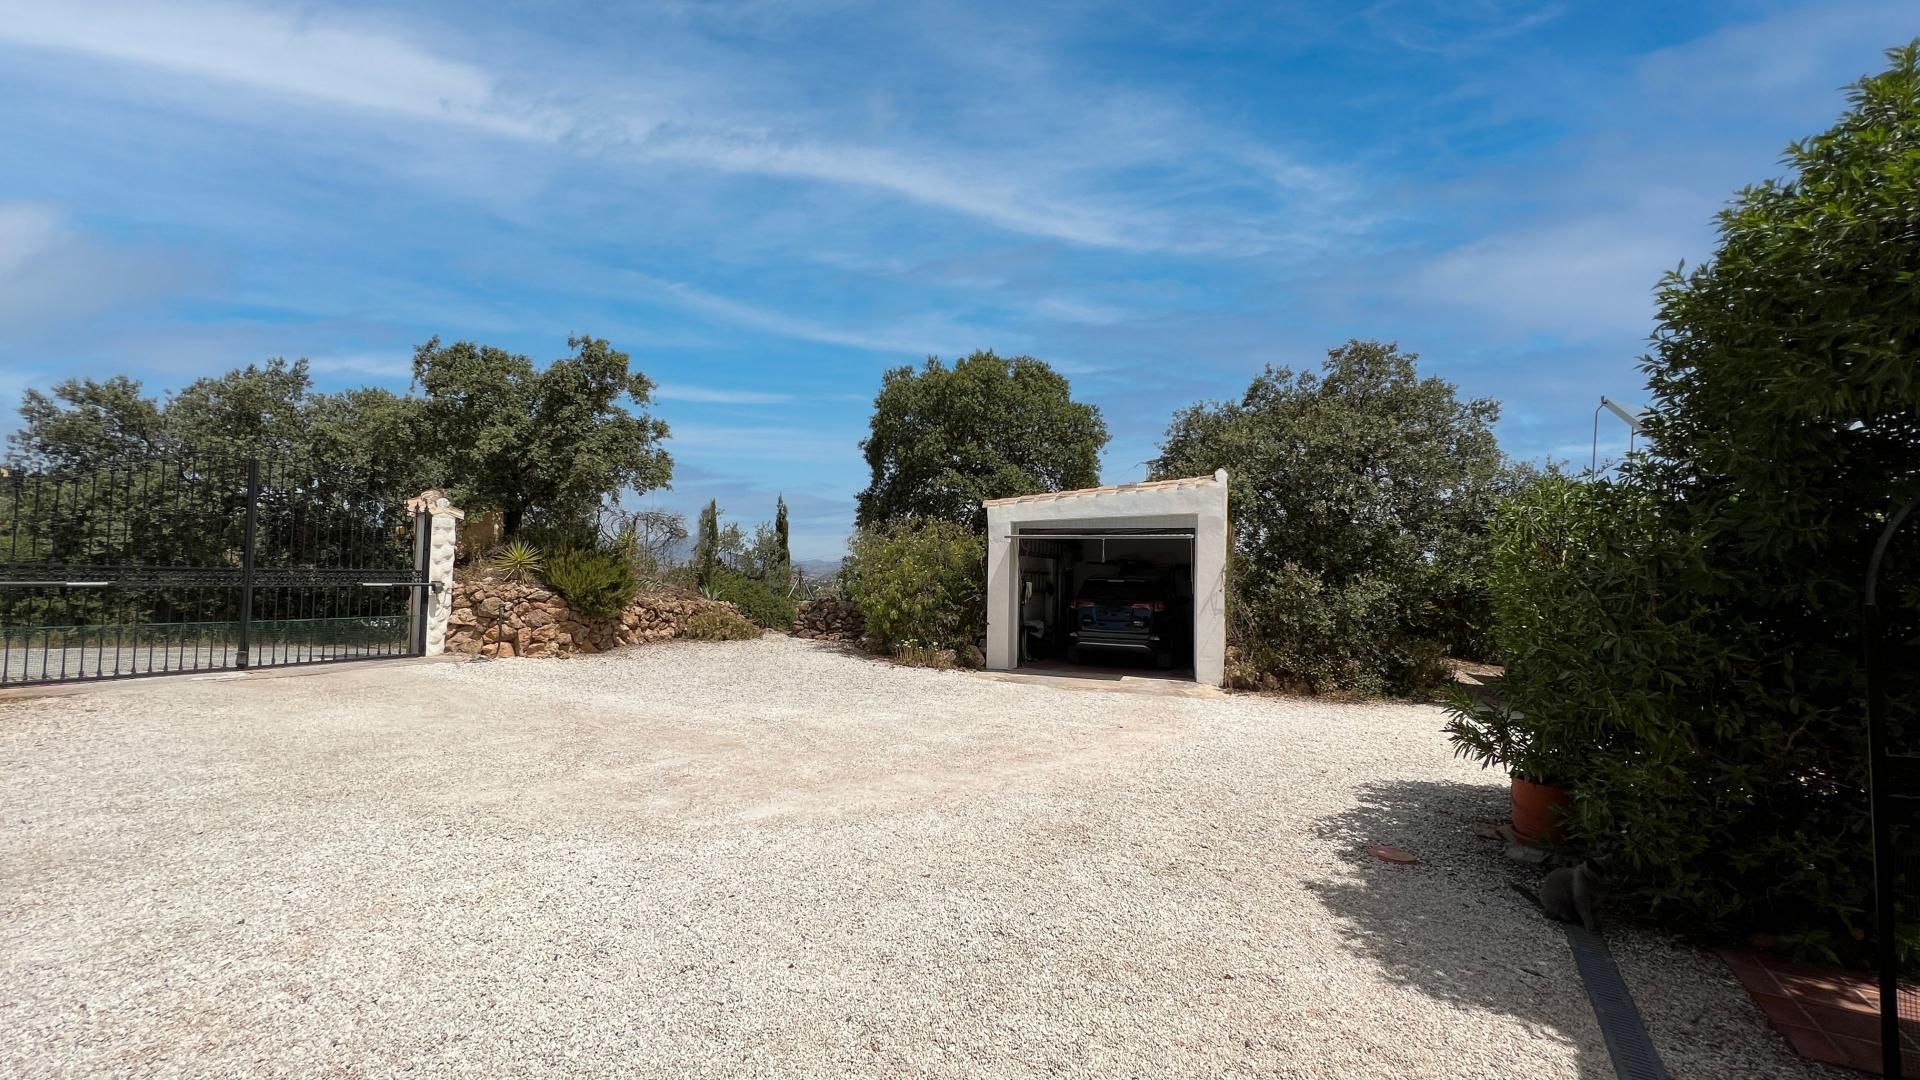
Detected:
[
  {"left": 686, "top": 608, "right": 760, "bottom": 641},
  {"left": 706, "top": 566, "right": 796, "bottom": 629},
  {"left": 842, "top": 518, "right": 984, "bottom": 657},
  {"left": 1456, "top": 45, "right": 1920, "bottom": 963},
  {"left": 543, "top": 546, "right": 638, "bottom": 618}
]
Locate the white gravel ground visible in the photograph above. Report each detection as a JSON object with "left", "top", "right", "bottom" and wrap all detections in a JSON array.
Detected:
[{"left": 1, "top": 635, "right": 1843, "bottom": 1079}]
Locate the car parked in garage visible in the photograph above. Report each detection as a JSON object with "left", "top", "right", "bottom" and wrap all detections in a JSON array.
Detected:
[{"left": 1065, "top": 573, "right": 1187, "bottom": 669}]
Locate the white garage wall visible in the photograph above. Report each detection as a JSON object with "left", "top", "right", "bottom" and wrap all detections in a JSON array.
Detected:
[{"left": 983, "top": 472, "right": 1229, "bottom": 686}]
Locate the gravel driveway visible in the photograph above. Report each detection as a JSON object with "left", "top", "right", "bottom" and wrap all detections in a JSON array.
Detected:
[{"left": 1, "top": 636, "right": 1836, "bottom": 1078}]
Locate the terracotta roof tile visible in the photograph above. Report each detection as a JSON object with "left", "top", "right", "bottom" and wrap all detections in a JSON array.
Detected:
[{"left": 981, "top": 473, "right": 1224, "bottom": 507}]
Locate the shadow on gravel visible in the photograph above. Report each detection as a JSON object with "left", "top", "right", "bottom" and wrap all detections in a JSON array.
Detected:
[{"left": 1305, "top": 779, "right": 1619, "bottom": 1080}]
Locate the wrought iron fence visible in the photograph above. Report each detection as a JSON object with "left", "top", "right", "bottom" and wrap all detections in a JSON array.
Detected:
[{"left": 0, "top": 452, "right": 432, "bottom": 686}]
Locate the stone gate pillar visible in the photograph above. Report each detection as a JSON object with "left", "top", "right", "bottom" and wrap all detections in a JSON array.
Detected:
[{"left": 408, "top": 490, "right": 465, "bottom": 656}]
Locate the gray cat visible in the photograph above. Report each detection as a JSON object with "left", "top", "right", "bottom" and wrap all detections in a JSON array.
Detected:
[{"left": 1512, "top": 863, "right": 1603, "bottom": 932}]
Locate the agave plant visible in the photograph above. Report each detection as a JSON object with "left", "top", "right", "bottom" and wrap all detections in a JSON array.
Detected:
[
  {"left": 699, "top": 580, "right": 722, "bottom": 601},
  {"left": 491, "top": 540, "right": 544, "bottom": 583}
]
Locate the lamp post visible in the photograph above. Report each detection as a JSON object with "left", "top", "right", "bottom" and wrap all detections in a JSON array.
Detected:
[
  {"left": 1867, "top": 494, "right": 1918, "bottom": 1078},
  {"left": 1589, "top": 396, "right": 1647, "bottom": 476}
]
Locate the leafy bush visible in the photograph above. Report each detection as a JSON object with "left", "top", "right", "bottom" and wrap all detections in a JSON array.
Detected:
[
  {"left": 1458, "top": 46, "right": 1920, "bottom": 960},
  {"left": 1153, "top": 340, "right": 1519, "bottom": 695},
  {"left": 686, "top": 608, "right": 760, "bottom": 641},
  {"left": 1443, "top": 477, "right": 1652, "bottom": 786},
  {"left": 1231, "top": 560, "right": 1449, "bottom": 696},
  {"left": 842, "top": 518, "right": 984, "bottom": 656},
  {"left": 543, "top": 546, "right": 638, "bottom": 618},
  {"left": 706, "top": 566, "right": 796, "bottom": 629}
]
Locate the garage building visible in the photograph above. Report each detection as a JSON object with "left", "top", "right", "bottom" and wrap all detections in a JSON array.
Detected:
[{"left": 983, "top": 471, "right": 1229, "bottom": 686}]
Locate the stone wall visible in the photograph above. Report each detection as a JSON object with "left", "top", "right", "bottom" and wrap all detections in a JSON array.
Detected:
[
  {"left": 793, "top": 597, "right": 864, "bottom": 641},
  {"left": 447, "top": 576, "right": 741, "bottom": 658}
]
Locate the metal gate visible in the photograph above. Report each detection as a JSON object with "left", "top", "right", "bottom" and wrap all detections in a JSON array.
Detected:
[
  {"left": 0, "top": 452, "right": 434, "bottom": 687},
  {"left": 1868, "top": 495, "right": 1920, "bottom": 1077}
]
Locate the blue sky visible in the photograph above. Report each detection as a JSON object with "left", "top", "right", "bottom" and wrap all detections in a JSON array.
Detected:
[{"left": 0, "top": 1, "right": 1912, "bottom": 560}]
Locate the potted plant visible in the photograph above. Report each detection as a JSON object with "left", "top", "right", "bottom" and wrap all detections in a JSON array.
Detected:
[{"left": 1443, "top": 692, "right": 1572, "bottom": 846}]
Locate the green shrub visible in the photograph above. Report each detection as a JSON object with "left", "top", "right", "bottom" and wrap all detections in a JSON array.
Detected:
[
  {"left": 543, "top": 546, "right": 638, "bottom": 618},
  {"left": 706, "top": 567, "right": 796, "bottom": 629},
  {"left": 686, "top": 608, "right": 760, "bottom": 641},
  {"left": 1463, "top": 47, "right": 1920, "bottom": 962},
  {"left": 1443, "top": 477, "right": 1651, "bottom": 786},
  {"left": 842, "top": 518, "right": 984, "bottom": 655},
  {"left": 1232, "top": 560, "right": 1449, "bottom": 696},
  {"left": 1150, "top": 339, "right": 1520, "bottom": 696}
]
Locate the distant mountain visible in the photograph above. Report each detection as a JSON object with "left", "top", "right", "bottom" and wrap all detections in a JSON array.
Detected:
[{"left": 794, "top": 557, "right": 844, "bottom": 581}]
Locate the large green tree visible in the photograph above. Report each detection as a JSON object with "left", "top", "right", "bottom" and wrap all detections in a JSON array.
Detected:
[
  {"left": 1152, "top": 339, "right": 1515, "bottom": 694},
  {"left": 9, "top": 375, "right": 166, "bottom": 469},
  {"left": 412, "top": 336, "right": 672, "bottom": 535},
  {"left": 856, "top": 351, "right": 1107, "bottom": 528},
  {"left": 9, "top": 360, "right": 432, "bottom": 491}
]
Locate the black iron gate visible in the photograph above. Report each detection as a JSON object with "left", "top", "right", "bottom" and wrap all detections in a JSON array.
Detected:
[
  {"left": 1868, "top": 495, "right": 1920, "bottom": 1077},
  {"left": 0, "top": 452, "right": 434, "bottom": 687}
]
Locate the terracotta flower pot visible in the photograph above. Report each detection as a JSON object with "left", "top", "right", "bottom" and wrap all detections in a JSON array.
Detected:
[{"left": 1511, "top": 777, "right": 1571, "bottom": 846}]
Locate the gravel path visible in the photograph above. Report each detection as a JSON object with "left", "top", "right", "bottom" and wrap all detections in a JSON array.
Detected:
[{"left": 0, "top": 635, "right": 1839, "bottom": 1078}]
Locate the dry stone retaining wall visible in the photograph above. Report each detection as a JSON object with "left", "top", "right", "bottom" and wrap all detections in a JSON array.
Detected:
[
  {"left": 793, "top": 598, "right": 864, "bottom": 641},
  {"left": 447, "top": 577, "right": 742, "bottom": 658}
]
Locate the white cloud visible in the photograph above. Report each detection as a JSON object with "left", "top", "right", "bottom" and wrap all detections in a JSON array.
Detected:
[
  {"left": 305, "top": 353, "right": 413, "bottom": 380},
  {"left": 625, "top": 272, "right": 1004, "bottom": 356},
  {"left": 0, "top": 201, "right": 185, "bottom": 330},
  {"left": 0, "top": 0, "right": 1359, "bottom": 255},
  {"left": 1635, "top": 1, "right": 1918, "bottom": 105},
  {"left": 634, "top": 130, "right": 1142, "bottom": 250},
  {"left": 0, "top": 203, "right": 63, "bottom": 275},
  {"left": 1361, "top": 0, "right": 1565, "bottom": 57},
  {"left": 0, "top": 1, "right": 549, "bottom": 138},
  {"left": 667, "top": 423, "right": 857, "bottom": 464},
  {"left": 653, "top": 383, "right": 794, "bottom": 405},
  {"left": 1401, "top": 191, "right": 1706, "bottom": 342}
]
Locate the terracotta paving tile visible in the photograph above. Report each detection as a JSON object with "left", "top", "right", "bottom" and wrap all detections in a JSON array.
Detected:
[
  {"left": 1804, "top": 1001, "right": 1887, "bottom": 1042},
  {"left": 1721, "top": 949, "right": 1778, "bottom": 985},
  {"left": 1720, "top": 949, "right": 1909, "bottom": 1076},
  {"left": 1750, "top": 990, "right": 1811, "bottom": 1028},
  {"left": 1776, "top": 1022, "right": 1848, "bottom": 1068},
  {"left": 1833, "top": 1034, "right": 1888, "bottom": 1074}
]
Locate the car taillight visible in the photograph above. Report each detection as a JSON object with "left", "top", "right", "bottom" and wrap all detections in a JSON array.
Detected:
[
  {"left": 1071, "top": 599, "right": 1095, "bottom": 608},
  {"left": 1132, "top": 601, "right": 1166, "bottom": 611}
]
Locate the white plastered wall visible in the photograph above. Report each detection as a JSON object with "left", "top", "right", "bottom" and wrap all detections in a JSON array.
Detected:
[{"left": 984, "top": 471, "right": 1229, "bottom": 686}]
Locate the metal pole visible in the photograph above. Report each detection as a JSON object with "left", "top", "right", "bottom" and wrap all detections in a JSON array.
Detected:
[
  {"left": 1866, "top": 495, "right": 1917, "bottom": 1079},
  {"left": 236, "top": 458, "right": 259, "bottom": 670}
]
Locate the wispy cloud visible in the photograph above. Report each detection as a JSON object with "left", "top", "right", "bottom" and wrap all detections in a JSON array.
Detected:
[
  {"left": 1363, "top": 0, "right": 1565, "bottom": 57},
  {"left": 653, "top": 383, "right": 794, "bottom": 405},
  {"left": 0, "top": 201, "right": 185, "bottom": 331},
  {"left": 0, "top": 0, "right": 1360, "bottom": 255},
  {"left": 306, "top": 353, "right": 413, "bottom": 380},
  {"left": 0, "top": 1, "right": 549, "bottom": 137},
  {"left": 625, "top": 272, "right": 1002, "bottom": 356},
  {"left": 1398, "top": 190, "right": 1706, "bottom": 342},
  {"left": 667, "top": 423, "right": 857, "bottom": 464}
]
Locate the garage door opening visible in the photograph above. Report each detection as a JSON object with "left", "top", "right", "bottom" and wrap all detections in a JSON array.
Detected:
[
  {"left": 1014, "top": 532, "right": 1194, "bottom": 679},
  {"left": 984, "top": 472, "right": 1229, "bottom": 686}
]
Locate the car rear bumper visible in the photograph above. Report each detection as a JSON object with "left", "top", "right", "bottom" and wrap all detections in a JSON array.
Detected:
[{"left": 1072, "top": 631, "right": 1157, "bottom": 650}]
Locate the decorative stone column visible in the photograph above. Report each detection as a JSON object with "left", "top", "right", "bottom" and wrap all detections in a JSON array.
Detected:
[{"left": 407, "top": 490, "right": 465, "bottom": 656}]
